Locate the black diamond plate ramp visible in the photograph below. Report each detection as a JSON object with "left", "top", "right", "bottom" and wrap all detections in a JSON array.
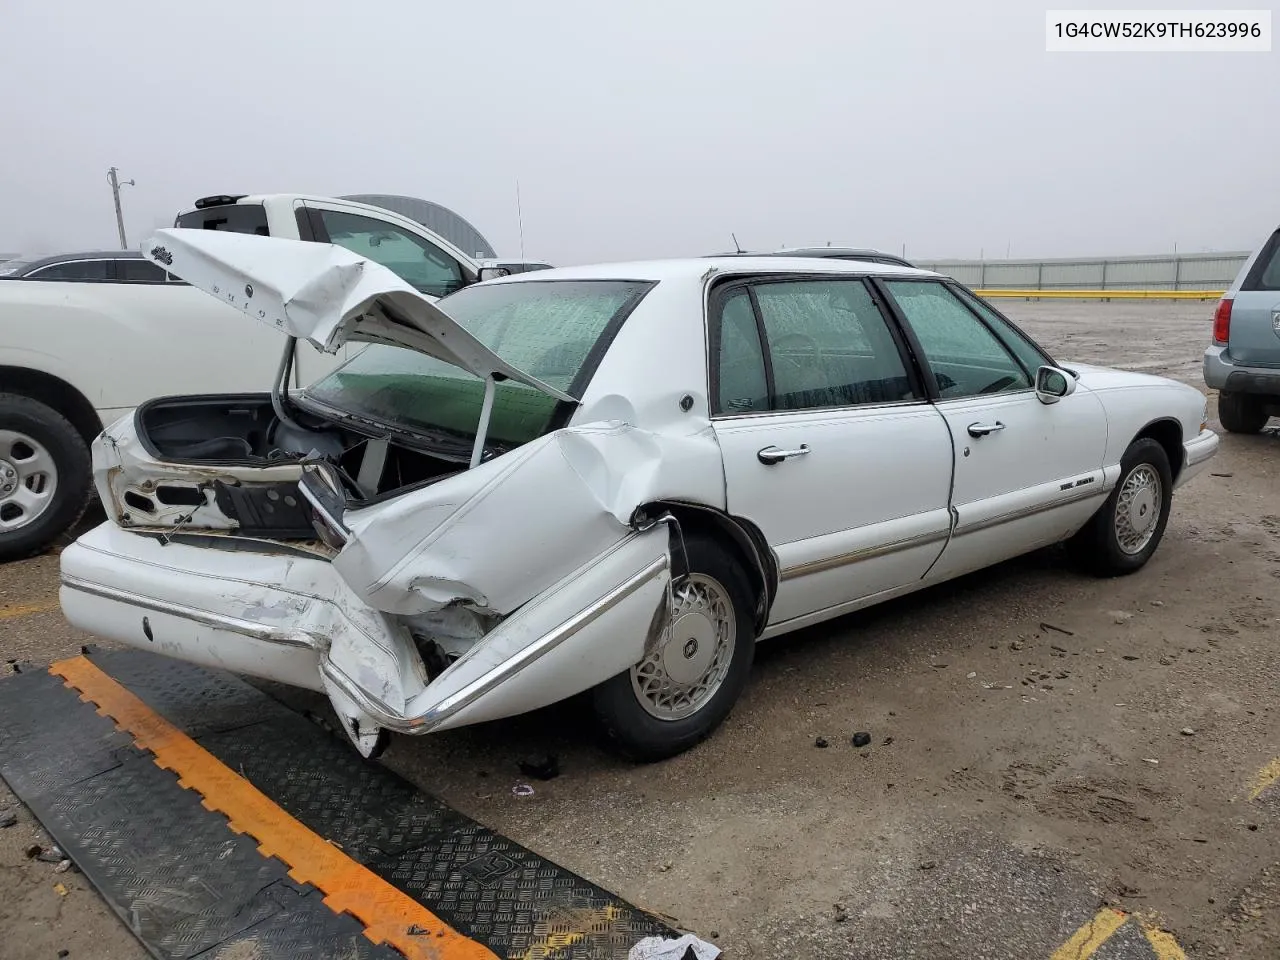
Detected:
[
  {"left": 0, "top": 668, "right": 395, "bottom": 960},
  {"left": 0, "top": 650, "right": 684, "bottom": 960}
]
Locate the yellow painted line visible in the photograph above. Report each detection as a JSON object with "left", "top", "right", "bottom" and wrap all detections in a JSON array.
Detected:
[
  {"left": 974, "top": 289, "right": 1224, "bottom": 300},
  {"left": 1246, "top": 757, "right": 1280, "bottom": 801},
  {"left": 1142, "top": 923, "right": 1188, "bottom": 960},
  {"left": 0, "top": 602, "right": 57, "bottom": 621},
  {"left": 1049, "top": 907, "right": 1129, "bottom": 959},
  {"left": 50, "top": 655, "right": 498, "bottom": 960}
]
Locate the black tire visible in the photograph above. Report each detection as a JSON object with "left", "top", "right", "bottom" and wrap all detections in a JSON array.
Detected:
[
  {"left": 1068, "top": 437, "right": 1173, "bottom": 577},
  {"left": 591, "top": 533, "right": 756, "bottom": 762},
  {"left": 0, "top": 393, "right": 93, "bottom": 563},
  {"left": 1217, "top": 391, "right": 1270, "bottom": 434}
]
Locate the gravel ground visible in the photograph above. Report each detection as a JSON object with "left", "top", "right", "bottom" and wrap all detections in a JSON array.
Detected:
[{"left": 3, "top": 300, "right": 1278, "bottom": 959}]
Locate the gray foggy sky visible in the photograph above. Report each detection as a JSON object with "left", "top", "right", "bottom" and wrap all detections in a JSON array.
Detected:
[{"left": 2, "top": 0, "right": 1276, "bottom": 262}]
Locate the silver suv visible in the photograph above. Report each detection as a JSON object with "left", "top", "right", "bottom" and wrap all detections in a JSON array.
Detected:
[{"left": 1203, "top": 228, "right": 1280, "bottom": 433}]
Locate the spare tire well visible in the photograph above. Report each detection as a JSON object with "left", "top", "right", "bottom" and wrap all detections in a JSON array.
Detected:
[
  {"left": 636, "top": 500, "right": 777, "bottom": 633},
  {"left": 0, "top": 368, "right": 102, "bottom": 445},
  {"left": 1134, "top": 418, "right": 1183, "bottom": 483}
]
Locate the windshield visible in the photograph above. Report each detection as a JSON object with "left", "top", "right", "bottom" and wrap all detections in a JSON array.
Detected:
[{"left": 302, "top": 279, "right": 652, "bottom": 448}]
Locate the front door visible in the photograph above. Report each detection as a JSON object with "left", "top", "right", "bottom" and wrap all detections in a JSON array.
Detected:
[
  {"left": 879, "top": 280, "right": 1108, "bottom": 581},
  {"left": 710, "top": 276, "right": 954, "bottom": 633}
]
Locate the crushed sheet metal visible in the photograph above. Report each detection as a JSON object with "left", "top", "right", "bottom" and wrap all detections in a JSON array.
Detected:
[
  {"left": 336, "top": 421, "right": 723, "bottom": 618},
  {"left": 49, "top": 655, "right": 498, "bottom": 960}
]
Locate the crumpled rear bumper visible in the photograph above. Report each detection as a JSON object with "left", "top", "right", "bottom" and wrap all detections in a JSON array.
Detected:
[{"left": 60, "top": 522, "right": 672, "bottom": 736}]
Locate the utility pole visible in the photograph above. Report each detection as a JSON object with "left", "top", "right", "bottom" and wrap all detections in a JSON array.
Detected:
[
  {"left": 107, "top": 166, "right": 135, "bottom": 249},
  {"left": 515, "top": 179, "right": 525, "bottom": 260}
]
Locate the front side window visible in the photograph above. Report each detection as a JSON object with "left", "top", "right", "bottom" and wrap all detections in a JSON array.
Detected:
[
  {"left": 302, "top": 279, "right": 651, "bottom": 449},
  {"left": 952, "top": 285, "right": 1052, "bottom": 373},
  {"left": 884, "top": 280, "right": 1030, "bottom": 399},
  {"left": 317, "top": 209, "right": 465, "bottom": 298},
  {"left": 713, "top": 278, "right": 918, "bottom": 413},
  {"left": 28, "top": 260, "right": 111, "bottom": 281}
]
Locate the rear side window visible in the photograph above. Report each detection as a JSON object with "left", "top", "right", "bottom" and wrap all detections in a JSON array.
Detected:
[
  {"left": 1243, "top": 231, "right": 1280, "bottom": 291},
  {"left": 117, "top": 260, "right": 168, "bottom": 283},
  {"left": 175, "top": 204, "right": 270, "bottom": 236},
  {"left": 28, "top": 260, "right": 111, "bottom": 281},
  {"left": 711, "top": 278, "right": 919, "bottom": 414}
]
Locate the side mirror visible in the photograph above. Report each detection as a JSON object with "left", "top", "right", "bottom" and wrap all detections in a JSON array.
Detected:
[
  {"left": 1034, "top": 365, "right": 1077, "bottom": 404},
  {"left": 478, "top": 266, "right": 511, "bottom": 282}
]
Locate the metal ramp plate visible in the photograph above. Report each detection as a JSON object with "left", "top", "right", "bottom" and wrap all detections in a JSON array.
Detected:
[{"left": 0, "top": 649, "right": 679, "bottom": 959}]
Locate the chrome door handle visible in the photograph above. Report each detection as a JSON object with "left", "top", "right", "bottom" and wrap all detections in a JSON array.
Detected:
[
  {"left": 757, "top": 444, "right": 810, "bottom": 465},
  {"left": 967, "top": 421, "right": 1006, "bottom": 437}
]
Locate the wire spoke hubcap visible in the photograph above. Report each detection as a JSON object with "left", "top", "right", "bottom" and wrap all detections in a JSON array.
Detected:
[
  {"left": 631, "top": 573, "right": 736, "bottom": 721},
  {"left": 0, "top": 430, "right": 59, "bottom": 532},
  {"left": 1114, "top": 463, "right": 1162, "bottom": 555}
]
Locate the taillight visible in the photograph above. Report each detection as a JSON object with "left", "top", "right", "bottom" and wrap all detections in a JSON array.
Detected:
[{"left": 1212, "top": 298, "right": 1232, "bottom": 344}]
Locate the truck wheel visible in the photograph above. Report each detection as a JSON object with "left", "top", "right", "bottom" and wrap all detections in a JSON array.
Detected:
[
  {"left": 591, "top": 533, "right": 756, "bottom": 761},
  {"left": 0, "top": 394, "right": 92, "bottom": 563},
  {"left": 1217, "top": 391, "right": 1269, "bottom": 434}
]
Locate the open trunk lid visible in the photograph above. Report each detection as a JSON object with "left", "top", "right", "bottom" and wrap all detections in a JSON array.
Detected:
[{"left": 142, "top": 228, "right": 574, "bottom": 402}]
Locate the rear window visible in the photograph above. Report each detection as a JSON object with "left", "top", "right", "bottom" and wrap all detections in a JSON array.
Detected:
[
  {"left": 302, "top": 279, "right": 653, "bottom": 449},
  {"left": 175, "top": 203, "right": 270, "bottom": 236},
  {"left": 1243, "top": 231, "right": 1280, "bottom": 291}
]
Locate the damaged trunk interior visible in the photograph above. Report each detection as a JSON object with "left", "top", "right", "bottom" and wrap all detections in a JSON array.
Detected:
[{"left": 122, "top": 394, "right": 467, "bottom": 539}]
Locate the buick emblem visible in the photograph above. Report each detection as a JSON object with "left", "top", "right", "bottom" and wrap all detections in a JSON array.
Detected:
[{"left": 244, "top": 283, "right": 254, "bottom": 299}]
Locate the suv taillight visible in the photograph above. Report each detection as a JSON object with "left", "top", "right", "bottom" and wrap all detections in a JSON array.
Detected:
[{"left": 1212, "top": 298, "right": 1232, "bottom": 345}]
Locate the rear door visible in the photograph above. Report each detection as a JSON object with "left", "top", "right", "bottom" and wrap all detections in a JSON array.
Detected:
[
  {"left": 710, "top": 276, "right": 954, "bottom": 632},
  {"left": 879, "top": 279, "right": 1108, "bottom": 582},
  {"left": 1227, "top": 229, "right": 1280, "bottom": 367}
]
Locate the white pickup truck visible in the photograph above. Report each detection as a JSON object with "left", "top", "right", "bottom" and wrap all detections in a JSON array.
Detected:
[{"left": 0, "top": 193, "right": 500, "bottom": 561}]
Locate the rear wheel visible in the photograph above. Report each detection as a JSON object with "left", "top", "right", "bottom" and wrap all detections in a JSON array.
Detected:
[
  {"left": 0, "top": 394, "right": 92, "bottom": 563},
  {"left": 591, "top": 533, "right": 755, "bottom": 761},
  {"left": 1068, "top": 437, "right": 1173, "bottom": 577},
  {"left": 1217, "top": 391, "right": 1270, "bottom": 434}
]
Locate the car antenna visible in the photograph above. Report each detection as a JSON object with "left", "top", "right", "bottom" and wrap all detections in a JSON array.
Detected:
[{"left": 731, "top": 232, "right": 743, "bottom": 254}]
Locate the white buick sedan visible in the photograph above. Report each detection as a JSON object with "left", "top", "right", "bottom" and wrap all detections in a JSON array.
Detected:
[{"left": 60, "top": 230, "right": 1219, "bottom": 760}]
